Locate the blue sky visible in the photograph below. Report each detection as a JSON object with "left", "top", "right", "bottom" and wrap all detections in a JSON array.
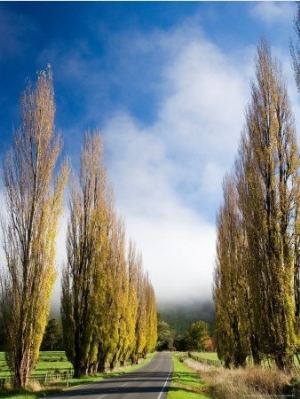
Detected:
[{"left": 0, "top": 1, "right": 299, "bottom": 304}]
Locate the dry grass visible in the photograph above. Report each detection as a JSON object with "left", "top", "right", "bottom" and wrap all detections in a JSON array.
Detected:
[
  {"left": 26, "top": 380, "right": 41, "bottom": 392},
  {"left": 184, "top": 358, "right": 292, "bottom": 399}
]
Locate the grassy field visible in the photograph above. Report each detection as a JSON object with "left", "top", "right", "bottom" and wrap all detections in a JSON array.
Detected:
[
  {"left": 167, "top": 353, "right": 210, "bottom": 399},
  {"left": 0, "top": 352, "right": 73, "bottom": 379},
  {"left": 190, "top": 352, "right": 218, "bottom": 361},
  {"left": 190, "top": 351, "right": 300, "bottom": 369}
]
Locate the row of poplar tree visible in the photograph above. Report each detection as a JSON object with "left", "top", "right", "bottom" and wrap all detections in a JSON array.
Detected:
[
  {"left": 0, "top": 67, "right": 157, "bottom": 389},
  {"left": 214, "top": 35, "right": 300, "bottom": 372}
]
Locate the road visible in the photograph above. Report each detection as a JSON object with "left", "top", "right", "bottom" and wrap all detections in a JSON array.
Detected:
[{"left": 49, "top": 352, "right": 173, "bottom": 399}]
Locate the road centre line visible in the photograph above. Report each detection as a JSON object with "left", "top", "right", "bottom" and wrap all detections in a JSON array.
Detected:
[{"left": 157, "top": 368, "right": 172, "bottom": 399}]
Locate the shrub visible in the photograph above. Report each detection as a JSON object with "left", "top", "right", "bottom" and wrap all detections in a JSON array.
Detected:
[
  {"left": 1, "top": 379, "right": 11, "bottom": 392},
  {"left": 198, "top": 365, "right": 290, "bottom": 399},
  {"left": 26, "top": 379, "right": 41, "bottom": 392},
  {"left": 242, "top": 366, "right": 289, "bottom": 394},
  {"left": 179, "top": 353, "right": 188, "bottom": 363}
]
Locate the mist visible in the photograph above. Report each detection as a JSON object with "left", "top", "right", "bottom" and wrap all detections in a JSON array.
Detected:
[{"left": 157, "top": 297, "right": 214, "bottom": 335}]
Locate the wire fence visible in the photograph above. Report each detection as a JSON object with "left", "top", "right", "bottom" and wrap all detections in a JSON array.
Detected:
[
  {"left": 188, "top": 352, "right": 300, "bottom": 370},
  {"left": 0, "top": 368, "right": 73, "bottom": 390},
  {"left": 188, "top": 352, "right": 223, "bottom": 367}
]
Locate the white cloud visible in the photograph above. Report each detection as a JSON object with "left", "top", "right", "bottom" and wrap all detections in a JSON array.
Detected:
[
  {"left": 102, "top": 24, "right": 253, "bottom": 302},
  {"left": 125, "top": 213, "right": 216, "bottom": 303},
  {"left": 250, "top": 2, "right": 294, "bottom": 25}
]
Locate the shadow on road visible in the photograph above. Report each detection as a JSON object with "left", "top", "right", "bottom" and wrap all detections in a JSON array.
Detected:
[{"left": 51, "top": 371, "right": 172, "bottom": 397}]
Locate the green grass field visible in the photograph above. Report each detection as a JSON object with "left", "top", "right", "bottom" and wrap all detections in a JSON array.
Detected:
[
  {"left": 0, "top": 352, "right": 73, "bottom": 379},
  {"left": 190, "top": 351, "right": 300, "bottom": 368},
  {"left": 191, "top": 352, "right": 218, "bottom": 361},
  {"left": 167, "top": 354, "right": 210, "bottom": 399}
]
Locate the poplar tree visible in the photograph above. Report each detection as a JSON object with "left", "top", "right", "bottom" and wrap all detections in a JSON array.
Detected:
[
  {"left": 132, "top": 268, "right": 157, "bottom": 363},
  {"left": 124, "top": 241, "right": 139, "bottom": 363},
  {"left": 61, "top": 131, "right": 109, "bottom": 378},
  {"left": 105, "top": 214, "right": 128, "bottom": 371},
  {"left": 145, "top": 279, "right": 158, "bottom": 354},
  {"left": 214, "top": 173, "right": 250, "bottom": 368},
  {"left": 132, "top": 266, "right": 148, "bottom": 363},
  {"left": 290, "top": 0, "right": 300, "bottom": 337},
  {"left": 0, "top": 67, "right": 68, "bottom": 388},
  {"left": 237, "top": 38, "right": 300, "bottom": 370},
  {"left": 291, "top": 2, "right": 300, "bottom": 93}
]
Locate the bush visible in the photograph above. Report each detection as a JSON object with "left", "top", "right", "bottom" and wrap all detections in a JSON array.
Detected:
[
  {"left": 242, "top": 366, "right": 289, "bottom": 394},
  {"left": 1, "top": 379, "right": 11, "bottom": 392},
  {"left": 26, "top": 379, "right": 41, "bottom": 392},
  {"left": 199, "top": 365, "right": 290, "bottom": 399}
]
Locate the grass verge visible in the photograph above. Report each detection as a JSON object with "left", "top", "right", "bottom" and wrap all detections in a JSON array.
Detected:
[{"left": 167, "top": 353, "right": 211, "bottom": 399}]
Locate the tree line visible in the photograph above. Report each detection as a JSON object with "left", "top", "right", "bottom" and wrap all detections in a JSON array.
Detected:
[
  {"left": 157, "top": 315, "right": 210, "bottom": 352},
  {"left": 214, "top": 35, "right": 300, "bottom": 371},
  {"left": 0, "top": 67, "right": 157, "bottom": 389}
]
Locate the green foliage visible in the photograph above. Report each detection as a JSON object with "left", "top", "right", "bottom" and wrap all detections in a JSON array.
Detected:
[
  {"left": 185, "top": 321, "right": 210, "bottom": 352},
  {"left": 41, "top": 319, "right": 63, "bottom": 351},
  {"left": 157, "top": 313, "right": 173, "bottom": 351}
]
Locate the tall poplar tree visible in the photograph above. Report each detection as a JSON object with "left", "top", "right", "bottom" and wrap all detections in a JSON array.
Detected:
[
  {"left": 61, "top": 131, "right": 109, "bottom": 378},
  {"left": 214, "top": 173, "right": 250, "bottom": 368},
  {"left": 132, "top": 267, "right": 157, "bottom": 362},
  {"left": 145, "top": 278, "right": 158, "bottom": 354},
  {"left": 290, "top": 0, "right": 300, "bottom": 337},
  {"left": 0, "top": 67, "right": 68, "bottom": 388},
  {"left": 124, "top": 241, "right": 139, "bottom": 363},
  {"left": 237, "top": 38, "right": 300, "bottom": 370}
]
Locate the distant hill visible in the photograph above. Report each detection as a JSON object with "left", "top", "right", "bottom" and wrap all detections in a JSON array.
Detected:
[
  {"left": 50, "top": 297, "right": 215, "bottom": 337},
  {"left": 157, "top": 298, "right": 215, "bottom": 336}
]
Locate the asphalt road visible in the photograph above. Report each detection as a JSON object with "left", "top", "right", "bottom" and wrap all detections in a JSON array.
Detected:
[{"left": 49, "top": 352, "right": 173, "bottom": 399}]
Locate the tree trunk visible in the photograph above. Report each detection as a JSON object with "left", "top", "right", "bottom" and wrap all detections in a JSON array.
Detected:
[
  {"left": 73, "top": 360, "right": 88, "bottom": 378},
  {"left": 274, "top": 352, "right": 294, "bottom": 372},
  {"left": 224, "top": 356, "right": 232, "bottom": 369},
  {"left": 250, "top": 332, "right": 261, "bottom": 365},
  {"left": 14, "top": 364, "right": 28, "bottom": 390},
  {"left": 109, "top": 361, "right": 115, "bottom": 371},
  {"left": 88, "top": 362, "right": 98, "bottom": 375}
]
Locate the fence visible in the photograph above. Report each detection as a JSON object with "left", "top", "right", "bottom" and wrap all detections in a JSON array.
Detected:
[
  {"left": 188, "top": 353, "right": 300, "bottom": 370},
  {"left": 188, "top": 352, "right": 223, "bottom": 367},
  {"left": 0, "top": 368, "right": 73, "bottom": 390}
]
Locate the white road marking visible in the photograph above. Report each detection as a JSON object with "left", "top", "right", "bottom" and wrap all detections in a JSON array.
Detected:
[
  {"left": 97, "top": 395, "right": 107, "bottom": 399},
  {"left": 121, "top": 382, "right": 128, "bottom": 386},
  {"left": 157, "top": 368, "right": 172, "bottom": 399}
]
